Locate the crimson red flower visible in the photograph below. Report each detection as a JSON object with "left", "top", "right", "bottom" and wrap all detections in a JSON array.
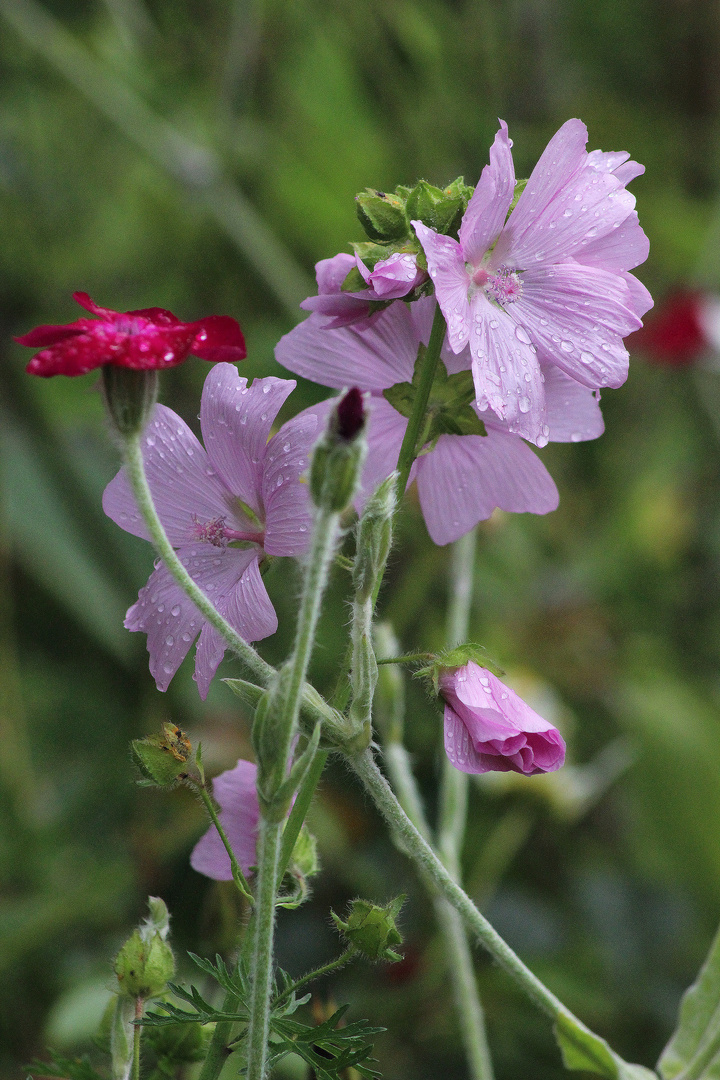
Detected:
[
  {"left": 627, "top": 289, "right": 715, "bottom": 367},
  {"left": 17, "top": 292, "right": 246, "bottom": 377}
]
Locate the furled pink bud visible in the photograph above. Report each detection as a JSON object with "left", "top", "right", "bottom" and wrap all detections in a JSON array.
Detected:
[
  {"left": 336, "top": 386, "right": 366, "bottom": 440},
  {"left": 438, "top": 662, "right": 565, "bottom": 775}
]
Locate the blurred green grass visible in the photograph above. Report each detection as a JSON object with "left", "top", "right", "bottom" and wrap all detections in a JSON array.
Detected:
[{"left": 3, "top": 2, "right": 720, "bottom": 1077}]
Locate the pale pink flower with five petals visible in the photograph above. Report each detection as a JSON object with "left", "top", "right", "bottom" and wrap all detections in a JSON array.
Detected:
[
  {"left": 299, "top": 251, "right": 426, "bottom": 330},
  {"left": 103, "top": 366, "right": 316, "bottom": 697},
  {"left": 414, "top": 119, "right": 652, "bottom": 446}
]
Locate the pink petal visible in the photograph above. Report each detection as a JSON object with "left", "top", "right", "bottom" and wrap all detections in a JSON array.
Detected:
[
  {"left": 126, "top": 307, "right": 180, "bottom": 326},
  {"left": 497, "top": 167, "right": 636, "bottom": 271},
  {"left": 367, "top": 253, "right": 425, "bottom": 298},
  {"left": 124, "top": 545, "right": 258, "bottom": 692},
  {"left": 357, "top": 396, "right": 408, "bottom": 505},
  {"left": 189, "top": 315, "right": 247, "bottom": 362},
  {"left": 620, "top": 271, "right": 653, "bottom": 320},
  {"left": 494, "top": 119, "right": 589, "bottom": 260},
  {"left": 121, "top": 324, "right": 199, "bottom": 369},
  {"left": 467, "top": 293, "right": 547, "bottom": 442},
  {"left": 571, "top": 210, "right": 649, "bottom": 273},
  {"left": 412, "top": 222, "right": 470, "bottom": 354},
  {"left": 275, "top": 302, "right": 419, "bottom": 390},
  {"left": 102, "top": 404, "right": 229, "bottom": 547},
  {"left": 513, "top": 262, "right": 641, "bottom": 388},
  {"left": 459, "top": 119, "right": 516, "bottom": 264},
  {"left": 15, "top": 323, "right": 86, "bottom": 347},
  {"left": 415, "top": 429, "right": 558, "bottom": 546},
  {"left": 194, "top": 556, "right": 277, "bottom": 699},
  {"left": 200, "top": 366, "right": 295, "bottom": 506},
  {"left": 262, "top": 413, "right": 317, "bottom": 556},
  {"left": 315, "top": 253, "right": 356, "bottom": 294},
  {"left": 190, "top": 759, "right": 260, "bottom": 879},
  {"left": 542, "top": 364, "right": 604, "bottom": 442}
]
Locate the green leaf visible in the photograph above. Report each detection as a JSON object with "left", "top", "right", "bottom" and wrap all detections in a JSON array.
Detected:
[
  {"left": 554, "top": 1013, "right": 657, "bottom": 1079},
  {"left": 26, "top": 1053, "right": 106, "bottom": 1080},
  {"left": 659, "top": 924, "right": 720, "bottom": 1079},
  {"left": 383, "top": 350, "right": 486, "bottom": 450}
]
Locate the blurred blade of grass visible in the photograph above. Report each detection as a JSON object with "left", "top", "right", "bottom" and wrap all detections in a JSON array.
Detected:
[
  {"left": 0, "top": 0, "right": 312, "bottom": 318},
  {"left": 0, "top": 405, "right": 133, "bottom": 664}
]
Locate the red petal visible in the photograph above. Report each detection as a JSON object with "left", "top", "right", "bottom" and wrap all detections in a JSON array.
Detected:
[
  {"left": 15, "top": 323, "right": 86, "bottom": 347},
  {"left": 126, "top": 307, "right": 181, "bottom": 327},
  {"left": 121, "top": 325, "right": 198, "bottom": 369},
  {"left": 72, "top": 292, "right": 118, "bottom": 319},
  {"left": 189, "top": 316, "right": 247, "bottom": 362}
]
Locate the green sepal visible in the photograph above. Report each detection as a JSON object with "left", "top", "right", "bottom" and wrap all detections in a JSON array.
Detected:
[
  {"left": 351, "top": 237, "right": 421, "bottom": 271},
  {"left": 102, "top": 367, "right": 158, "bottom": 438},
  {"left": 131, "top": 724, "right": 194, "bottom": 787},
  {"left": 340, "top": 266, "right": 368, "bottom": 293},
  {"left": 554, "top": 1012, "right": 658, "bottom": 1079},
  {"left": 309, "top": 396, "right": 368, "bottom": 512},
  {"left": 265, "top": 723, "right": 322, "bottom": 823},
  {"left": 114, "top": 928, "right": 175, "bottom": 1000},
  {"left": 276, "top": 827, "right": 319, "bottom": 910},
  {"left": 355, "top": 188, "right": 410, "bottom": 242},
  {"left": 414, "top": 643, "right": 505, "bottom": 696},
  {"left": 406, "top": 177, "right": 470, "bottom": 236},
  {"left": 383, "top": 349, "right": 486, "bottom": 449},
  {"left": 110, "top": 995, "right": 135, "bottom": 1080},
  {"left": 332, "top": 896, "right": 405, "bottom": 962}
]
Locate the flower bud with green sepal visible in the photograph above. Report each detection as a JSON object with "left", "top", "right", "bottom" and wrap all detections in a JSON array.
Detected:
[
  {"left": 355, "top": 189, "right": 410, "bottom": 242},
  {"left": 309, "top": 388, "right": 368, "bottom": 512},
  {"left": 415, "top": 644, "right": 505, "bottom": 697},
  {"left": 114, "top": 897, "right": 175, "bottom": 1000},
  {"left": 277, "top": 825, "right": 321, "bottom": 910},
  {"left": 406, "top": 177, "right": 474, "bottom": 237},
  {"left": 131, "top": 723, "right": 196, "bottom": 787},
  {"left": 331, "top": 896, "right": 406, "bottom": 962}
]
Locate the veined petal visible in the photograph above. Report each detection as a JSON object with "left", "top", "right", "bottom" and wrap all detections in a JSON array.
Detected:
[
  {"left": 194, "top": 556, "right": 277, "bottom": 699},
  {"left": 190, "top": 759, "right": 259, "bottom": 879},
  {"left": 468, "top": 293, "right": 546, "bottom": 443},
  {"left": 276, "top": 301, "right": 419, "bottom": 389},
  {"left": 413, "top": 222, "right": 470, "bottom": 354},
  {"left": 495, "top": 119, "right": 589, "bottom": 258},
  {"left": 263, "top": 413, "right": 317, "bottom": 556},
  {"left": 102, "top": 404, "right": 229, "bottom": 546},
  {"left": 542, "top": 364, "right": 604, "bottom": 442},
  {"left": 200, "top": 366, "right": 295, "bottom": 507},
  {"left": 620, "top": 271, "right": 653, "bottom": 320},
  {"left": 415, "top": 430, "right": 558, "bottom": 546},
  {"left": 359, "top": 395, "right": 409, "bottom": 503},
  {"left": 459, "top": 119, "right": 516, "bottom": 264},
  {"left": 514, "top": 262, "right": 641, "bottom": 387},
  {"left": 569, "top": 209, "right": 649, "bottom": 273}
]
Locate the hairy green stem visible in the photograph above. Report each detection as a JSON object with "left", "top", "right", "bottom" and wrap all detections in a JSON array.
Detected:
[
  {"left": 131, "top": 1000, "right": 143, "bottom": 1080},
  {"left": 246, "top": 503, "right": 342, "bottom": 1080},
  {"left": 197, "top": 785, "right": 254, "bottom": 904},
  {"left": 273, "top": 947, "right": 356, "bottom": 1010},
  {"left": 350, "top": 749, "right": 571, "bottom": 1020}
]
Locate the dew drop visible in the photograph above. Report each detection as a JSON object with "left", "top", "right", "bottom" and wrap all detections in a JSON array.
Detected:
[
  {"left": 262, "top": 383, "right": 271, "bottom": 394},
  {"left": 182, "top": 632, "right": 192, "bottom": 642},
  {"left": 536, "top": 433, "right": 549, "bottom": 448},
  {"left": 514, "top": 325, "right": 532, "bottom": 345},
  {"left": 518, "top": 395, "right": 531, "bottom": 413},
  {"left": 157, "top": 604, "right": 165, "bottom": 613},
  {"left": 146, "top": 434, "right": 156, "bottom": 447},
  {"left": 571, "top": 432, "right": 583, "bottom": 442},
  {"left": 580, "top": 351, "right": 594, "bottom": 364},
  {"left": 163, "top": 662, "right": 174, "bottom": 674},
  {"left": 171, "top": 605, "right": 181, "bottom": 616},
  {"left": 560, "top": 340, "right": 574, "bottom": 353},
  {"left": 165, "top": 635, "right": 174, "bottom": 646}
]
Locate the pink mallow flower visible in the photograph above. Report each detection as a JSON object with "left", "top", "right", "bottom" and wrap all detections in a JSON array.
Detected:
[
  {"left": 276, "top": 297, "right": 603, "bottom": 546},
  {"left": 191, "top": 759, "right": 259, "bottom": 879},
  {"left": 413, "top": 119, "right": 652, "bottom": 445},
  {"left": 440, "top": 662, "right": 565, "bottom": 775},
  {"left": 299, "top": 252, "right": 426, "bottom": 330},
  {"left": 17, "top": 292, "right": 246, "bottom": 376},
  {"left": 103, "top": 365, "right": 317, "bottom": 697}
]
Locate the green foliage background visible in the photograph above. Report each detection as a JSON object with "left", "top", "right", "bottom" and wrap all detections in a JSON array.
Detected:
[{"left": 2, "top": 1, "right": 720, "bottom": 1077}]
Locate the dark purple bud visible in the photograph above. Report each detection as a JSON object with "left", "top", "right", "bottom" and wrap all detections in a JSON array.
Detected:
[{"left": 336, "top": 387, "right": 365, "bottom": 440}]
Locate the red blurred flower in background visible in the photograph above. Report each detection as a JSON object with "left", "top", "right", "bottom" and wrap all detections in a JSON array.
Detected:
[
  {"left": 16, "top": 292, "right": 246, "bottom": 376},
  {"left": 628, "top": 289, "right": 720, "bottom": 367}
]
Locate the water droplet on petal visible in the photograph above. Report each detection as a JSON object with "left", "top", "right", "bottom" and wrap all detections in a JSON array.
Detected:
[
  {"left": 165, "top": 635, "right": 174, "bottom": 646},
  {"left": 571, "top": 432, "right": 583, "bottom": 442},
  {"left": 560, "top": 340, "right": 574, "bottom": 353},
  {"left": 171, "top": 605, "right": 181, "bottom": 616},
  {"left": 163, "top": 662, "right": 174, "bottom": 674},
  {"left": 518, "top": 395, "right": 531, "bottom": 413},
  {"left": 514, "top": 325, "right": 532, "bottom": 345},
  {"left": 580, "top": 351, "right": 594, "bottom": 364}
]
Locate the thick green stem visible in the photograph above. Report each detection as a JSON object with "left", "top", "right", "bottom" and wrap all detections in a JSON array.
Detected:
[
  {"left": 394, "top": 303, "right": 447, "bottom": 502},
  {"left": 246, "top": 503, "right": 342, "bottom": 1080},
  {"left": 350, "top": 749, "right": 571, "bottom": 1021},
  {"left": 197, "top": 785, "right": 254, "bottom": 904}
]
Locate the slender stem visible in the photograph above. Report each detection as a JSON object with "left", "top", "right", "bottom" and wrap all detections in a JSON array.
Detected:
[
  {"left": 350, "top": 749, "right": 573, "bottom": 1021},
  {"left": 394, "top": 303, "right": 447, "bottom": 501},
  {"left": 197, "top": 785, "right": 254, "bottom": 904},
  {"left": 278, "top": 748, "right": 329, "bottom": 881},
  {"left": 376, "top": 652, "right": 434, "bottom": 666},
  {"left": 132, "top": 999, "right": 143, "bottom": 1080},
  {"left": 434, "top": 903, "right": 494, "bottom": 1080},
  {"left": 382, "top": 742, "right": 431, "bottom": 841},
  {"left": 246, "top": 503, "right": 342, "bottom": 1080},
  {"left": 198, "top": 929, "right": 255, "bottom": 1080},
  {"left": 273, "top": 947, "right": 356, "bottom": 1009}
]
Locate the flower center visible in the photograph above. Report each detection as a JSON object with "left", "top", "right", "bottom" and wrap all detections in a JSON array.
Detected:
[
  {"left": 191, "top": 514, "right": 265, "bottom": 548},
  {"left": 470, "top": 264, "right": 523, "bottom": 306}
]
